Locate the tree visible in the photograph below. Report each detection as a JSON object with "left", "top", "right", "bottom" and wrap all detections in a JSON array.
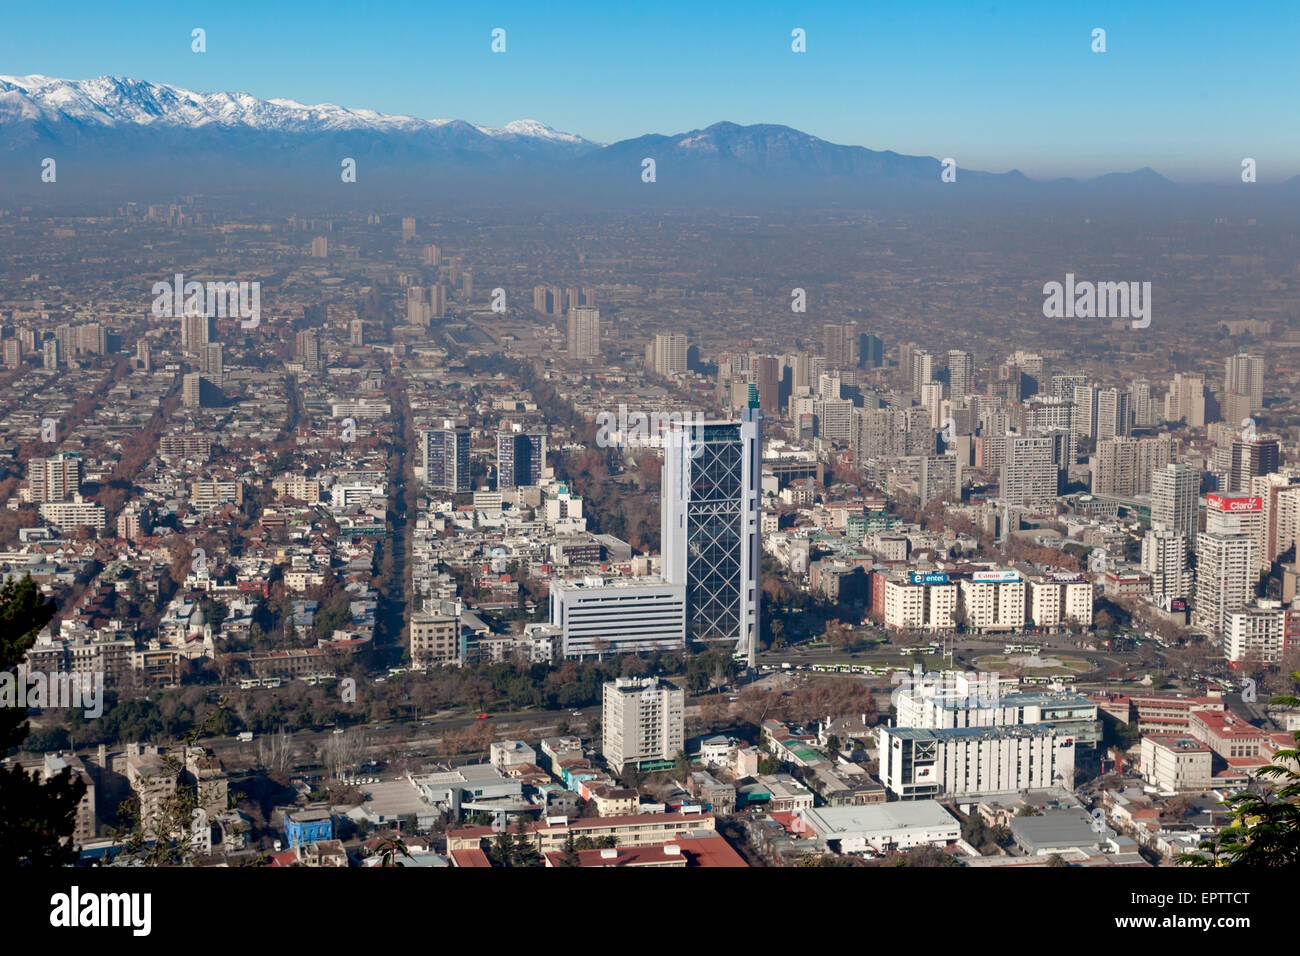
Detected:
[
  {"left": 1045, "top": 853, "right": 1069, "bottom": 868},
  {"left": 961, "top": 813, "right": 987, "bottom": 848},
  {"left": 490, "top": 828, "right": 513, "bottom": 867},
  {"left": 557, "top": 832, "right": 581, "bottom": 867},
  {"left": 0, "top": 576, "right": 88, "bottom": 866},
  {"left": 758, "top": 755, "right": 783, "bottom": 775},
  {"left": 511, "top": 820, "right": 540, "bottom": 867},
  {"left": 673, "top": 750, "right": 691, "bottom": 780}
]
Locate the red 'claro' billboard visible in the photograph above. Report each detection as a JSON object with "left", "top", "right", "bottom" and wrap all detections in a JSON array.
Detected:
[{"left": 1206, "top": 494, "right": 1262, "bottom": 512}]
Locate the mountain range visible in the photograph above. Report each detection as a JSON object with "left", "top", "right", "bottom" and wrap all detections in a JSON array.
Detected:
[{"left": 0, "top": 75, "right": 1290, "bottom": 204}]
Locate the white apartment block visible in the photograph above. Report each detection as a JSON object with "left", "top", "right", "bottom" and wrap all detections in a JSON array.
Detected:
[
  {"left": 959, "top": 577, "right": 1026, "bottom": 633},
  {"left": 1142, "top": 530, "right": 1192, "bottom": 601},
  {"left": 601, "top": 676, "right": 684, "bottom": 773},
  {"left": 1194, "top": 533, "right": 1258, "bottom": 636},
  {"left": 40, "top": 499, "right": 107, "bottom": 532},
  {"left": 880, "top": 575, "right": 958, "bottom": 631},
  {"left": 1026, "top": 576, "right": 1094, "bottom": 628},
  {"left": 1224, "top": 601, "right": 1286, "bottom": 665}
]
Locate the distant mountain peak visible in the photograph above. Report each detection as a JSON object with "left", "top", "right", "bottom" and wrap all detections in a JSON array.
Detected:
[{"left": 0, "top": 74, "right": 597, "bottom": 145}]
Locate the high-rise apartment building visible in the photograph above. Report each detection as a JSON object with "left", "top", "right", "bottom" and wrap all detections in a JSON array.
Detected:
[
  {"left": 1130, "top": 379, "right": 1156, "bottom": 427},
  {"left": 295, "top": 328, "right": 322, "bottom": 373},
  {"left": 567, "top": 307, "right": 601, "bottom": 361},
  {"left": 200, "top": 343, "right": 223, "bottom": 384},
  {"left": 181, "top": 312, "right": 213, "bottom": 353},
  {"left": 496, "top": 424, "right": 547, "bottom": 490},
  {"left": 653, "top": 332, "right": 688, "bottom": 377},
  {"left": 1095, "top": 387, "right": 1131, "bottom": 441},
  {"left": 1091, "top": 435, "right": 1174, "bottom": 497},
  {"left": 1072, "top": 384, "right": 1097, "bottom": 439},
  {"left": 1151, "top": 463, "right": 1200, "bottom": 540},
  {"left": 1143, "top": 530, "right": 1193, "bottom": 601},
  {"left": 1051, "top": 373, "right": 1086, "bottom": 403},
  {"left": 423, "top": 419, "right": 472, "bottom": 494},
  {"left": 1165, "top": 373, "right": 1208, "bottom": 427},
  {"left": 28, "top": 453, "right": 82, "bottom": 503},
  {"left": 824, "top": 323, "right": 859, "bottom": 369},
  {"left": 601, "top": 676, "right": 685, "bottom": 774},
  {"left": 1229, "top": 436, "right": 1280, "bottom": 493},
  {"left": 406, "top": 286, "right": 429, "bottom": 326},
  {"left": 1000, "top": 436, "right": 1057, "bottom": 505},
  {"left": 910, "top": 349, "right": 934, "bottom": 396},
  {"left": 1194, "top": 533, "right": 1258, "bottom": 636},
  {"left": 1224, "top": 352, "right": 1265, "bottom": 415},
  {"left": 947, "top": 349, "right": 974, "bottom": 400}
]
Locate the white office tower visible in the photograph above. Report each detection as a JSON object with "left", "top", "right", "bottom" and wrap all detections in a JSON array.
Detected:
[
  {"left": 550, "top": 576, "right": 686, "bottom": 658},
  {"left": 1000, "top": 435, "right": 1056, "bottom": 505},
  {"left": 1142, "top": 530, "right": 1192, "bottom": 601},
  {"left": 661, "top": 395, "right": 762, "bottom": 665},
  {"left": 1194, "top": 533, "right": 1258, "bottom": 637},
  {"left": 601, "top": 676, "right": 684, "bottom": 774},
  {"left": 1151, "top": 463, "right": 1200, "bottom": 541},
  {"left": 567, "top": 307, "right": 601, "bottom": 361},
  {"left": 947, "top": 349, "right": 974, "bottom": 400},
  {"left": 1224, "top": 352, "right": 1265, "bottom": 415},
  {"left": 877, "top": 725, "right": 1075, "bottom": 800},
  {"left": 653, "top": 332, "right": 688, "bottom": 377}
]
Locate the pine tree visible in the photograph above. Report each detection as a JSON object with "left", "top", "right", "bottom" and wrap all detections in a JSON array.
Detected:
[{"left": 0, "top": 576, "right": 87, "bottom": 866}]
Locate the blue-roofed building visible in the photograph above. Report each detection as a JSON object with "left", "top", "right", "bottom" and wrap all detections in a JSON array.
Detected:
[{"left": 284, "top": 807, "right": 333, "bottom": 849}]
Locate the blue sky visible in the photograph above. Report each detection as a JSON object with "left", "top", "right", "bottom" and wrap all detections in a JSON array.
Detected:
[{"left": 2, "top": 0, "right": 1295, "bottom": 182}]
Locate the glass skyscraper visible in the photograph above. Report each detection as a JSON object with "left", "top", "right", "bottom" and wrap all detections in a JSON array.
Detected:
[{"left": 661, "top": 396, "right": 762, "bottom": 665}]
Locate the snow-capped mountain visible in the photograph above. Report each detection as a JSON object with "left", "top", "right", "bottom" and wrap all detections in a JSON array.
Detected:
[{"left": 0, "top": 74, "right": 595, "bottom": 145}]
